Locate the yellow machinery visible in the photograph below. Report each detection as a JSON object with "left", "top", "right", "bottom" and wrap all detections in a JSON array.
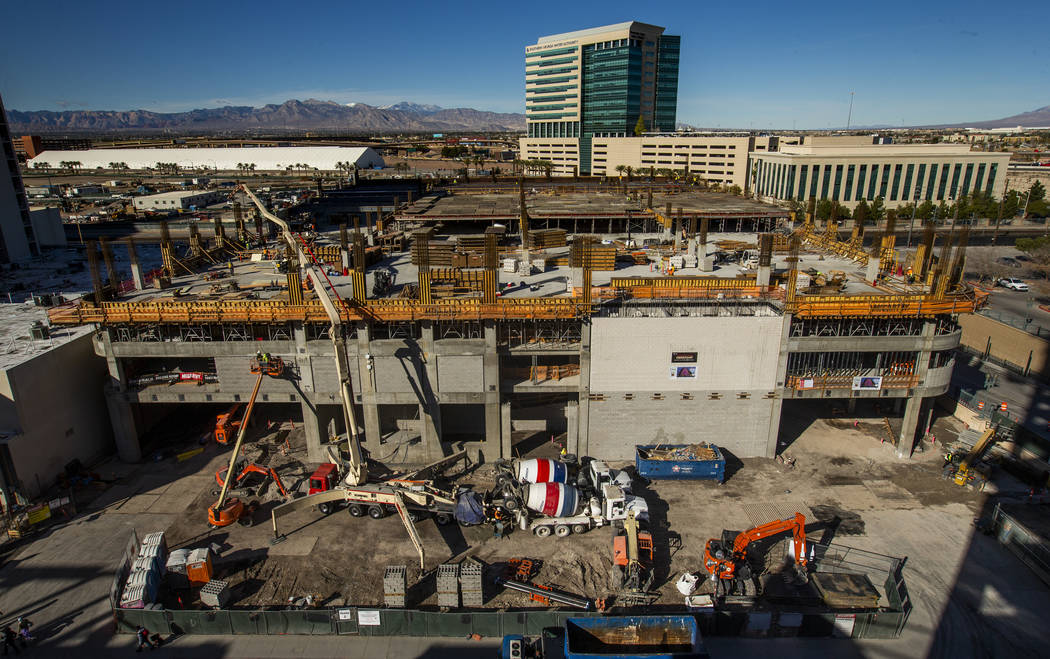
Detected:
[{"left": 949, "top": 428, "right": 996, "bottom": 487}]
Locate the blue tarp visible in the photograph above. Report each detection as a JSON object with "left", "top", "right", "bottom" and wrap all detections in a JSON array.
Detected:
[{"left": 455, "top": 491, "right": 486, "bottom": 525}]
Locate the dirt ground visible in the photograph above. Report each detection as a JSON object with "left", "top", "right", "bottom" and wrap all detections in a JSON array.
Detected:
[{"left": 151, "top": 403, "right": 1002, "bottom": 615}]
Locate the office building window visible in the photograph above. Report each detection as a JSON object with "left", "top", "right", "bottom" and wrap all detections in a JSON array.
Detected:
[
  {"left": 924, "top": 164, "right": 937, "bottom": 201},
  {"left": 797, "top": 165, "right": 808, "bottom": 200},
  {"left": 810, "top": 165, "right": 820, "bottom": 198},
  {"left": 937, "top": 164, "right": 951, "bottom": 199},
  {"left": 867, "top": 165, "right": 879, "bottom": 199},
  {"left": 786, "top": 165, "right": 796, "bottom": 199},
  {"left": 974, "top": 163, "right": 986, "bottom": 192},
  {"left": 986, "top": 164, "right": 997, "bottom": 193},
  {"left": 856, "top": 165, "right": 867, "bottom": 201},
  {"left": 949, "top": 164, "right": 962, "bottom": 198},
  {"left": 890, "top": 164, "right": 903, "bottom": 201},
  {"left": 833, "top": 165, "right": 844, "bottom": 200},
  {"left": 844, "top": 165, "right": 855, "bottom": 201},
  {"left": 962, "top": 163, "right": 974, "bottom": 196},
  {"left": 902, "top": 164, "right": 915, "bottom": 201},
  {"left": 820, "top": 165, "right": 832, "bottom": 199},
  {"left": 879, "top": 165, "right": 891, "bottom": 198}
]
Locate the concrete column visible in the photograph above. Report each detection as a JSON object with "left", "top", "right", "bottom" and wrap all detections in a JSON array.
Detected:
[
  {"left": 293, "top": 322, "right": 314, "bottom": 393},
  {"left": 105, "top": 392, "right": 142, "bottom": 463},
  {"left": 897, "top": 320, "right": 936, "bottom": 458},
  {"left": 100, "top": 331, "right": 128, "bottom": 392},
  {"left": 757, "top": 265, "right": 771, "bottom": 288},
  {"left": 300, "top": 394, "right": 325, "bottom": 463},
  {"left": 130, "top": 262, "right": 145, "bottom": 290},
  {"left": 565, "top": 401, "right": 579, "bottom": 456},
  {"left": 578, "top": 322, "right": 592, "bottom": 456},
  {"left": 483, "top": 321, "right": 501, "bottom": 456},
  {"left": 687, "top": 238, "right": 698, "bottom": 258},
  {"left": 500, "top": 399, "right": 513, "bottom": 459},
  {"left": 765, "top": 313, "right": 794, "bottom": 457},
  {"left": 366, "top": 211, "right": 376, "bottom": 246},
  {"left": 356, "top": 322, "right": 381, "bottom": 447},
  {"left": 866, "top": 257, "right": 880, "bottom": 283},
  {"left": 418, "top": 322, "right": 442, "bottom": 460}
]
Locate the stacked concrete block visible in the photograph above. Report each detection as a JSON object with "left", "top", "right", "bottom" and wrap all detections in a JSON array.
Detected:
[
  {"left": 459, "top": 559, "right": 483, "bottom": 607},
  {"left": 383, "top": 565, "right": 407, "bottom": 608},
  {"left": 200, "top": 579, "right": 231, "bottom": 608},
  {"left": 165, "top": 548, "right": 190, "bottom": 589},
  {"left": 437, "top": 563, "right": 460, "bottom": 608}
]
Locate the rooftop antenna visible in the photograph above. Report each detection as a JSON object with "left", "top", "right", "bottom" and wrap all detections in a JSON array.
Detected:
[{"left": 846, "top": 91, "right": 855, "bottom": 131}]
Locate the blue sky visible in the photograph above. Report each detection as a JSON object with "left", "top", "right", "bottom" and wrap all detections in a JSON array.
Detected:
[{"left": 1, "top": 0, "right": 1046, "bottom": 128}]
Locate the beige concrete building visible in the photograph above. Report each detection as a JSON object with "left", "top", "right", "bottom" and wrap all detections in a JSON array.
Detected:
[
  {"left": 750, "top": 138, "right": 1012, "bottom": 209},
  {"left": 521, "top": 134, "right": 762, "bottom": 189}
]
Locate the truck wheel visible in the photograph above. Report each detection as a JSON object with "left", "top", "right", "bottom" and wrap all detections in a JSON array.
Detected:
[
  {"left": 368, "top": 504, "right": 385, "bottom": 519},
  {"left": 535, "top": 525, "right": 552, "bottom": 538},
  {"left": 503, "top": 497, "right": 519, "bottom": 512},
  {"left": 435, "top": 512, "right": 452, "bottom": 526},
  {"left": 238, "top": 515, "right": 254, "bottom": 528},
  {"left": 318, "top": 502, "right": 333, "bottom": 515},
  {"left": 572, "top": 524, "right": 587, "bottom": 534},
  {"left": 348, "top": 503, "right": 364, "bottom": 517},
  {"left": 407, "top": 511, "right": 422, "bottom": 523},
  {"left": 555, "top": 525, "right": 571, "bottom": 538}
]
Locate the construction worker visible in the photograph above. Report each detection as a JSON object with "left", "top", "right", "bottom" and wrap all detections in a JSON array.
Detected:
[
  {"left": 492, "top": 508, "right": 507, "bottom": 540},
  {"left": 943, "top": 451, "right": 954, "bottom": 468}
]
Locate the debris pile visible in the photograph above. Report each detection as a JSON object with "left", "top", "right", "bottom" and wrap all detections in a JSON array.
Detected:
[{"left": 642, "top": 444, "right": 718, "bottom": 461}]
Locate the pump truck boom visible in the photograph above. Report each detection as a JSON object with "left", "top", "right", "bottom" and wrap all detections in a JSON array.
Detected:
[{"left": 207, "top": 357, "right": 284, "bottom": 527}]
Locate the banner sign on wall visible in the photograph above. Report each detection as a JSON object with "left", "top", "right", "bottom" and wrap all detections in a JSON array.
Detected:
[
  {"left": 852, "top": 376, "right": 883, "bottom": 391},
  {"left": 670, "top": 365, "right": 698, "bottom": 379},
  {"left": 671, "top": 351, "right": 698, "bottom": 364}
]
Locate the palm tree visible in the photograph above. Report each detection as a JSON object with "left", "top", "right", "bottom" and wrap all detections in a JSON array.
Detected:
[
  {"left": 32, "top": 161, "right": 50, "bottom": 171},
  {"left": 615, "top": 165, "right": 627, "bottom": 178}
]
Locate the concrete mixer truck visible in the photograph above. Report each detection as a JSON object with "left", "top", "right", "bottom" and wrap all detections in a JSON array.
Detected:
[{"left": 494, "top": 458, "right": 648, "bottom": 538}]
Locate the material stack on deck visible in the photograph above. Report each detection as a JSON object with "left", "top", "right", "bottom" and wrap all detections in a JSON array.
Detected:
[
  {"left": 437, "top": 563, "right": 461, "bottom": 608},
  {"left": 569, "top": 244, "right": 617, "bottom": 271},
  {"left": 384, "top": 565, "right": 407, "bottom": 608},
  {"left": 528, "top": 229, "right": 567, "bottom": 250}
]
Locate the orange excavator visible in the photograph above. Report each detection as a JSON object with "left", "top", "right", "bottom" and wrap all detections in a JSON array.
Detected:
[
  {"left": 214, "top": 461, "right": 290, "bottom": 500},
  {"left": 703, "top": 512, "right": 808, "bottom": 597},
  {"left": 208, "top": 356, "right": 284, "bottom": 527}
]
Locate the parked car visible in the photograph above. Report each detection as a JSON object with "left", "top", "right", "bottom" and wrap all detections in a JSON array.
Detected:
[
  {"left": 996, "top": 277, "right": 1029, "bottom": 291},
  {"left": 996, "top": 257, "right": 1022, "bottom": 268}
]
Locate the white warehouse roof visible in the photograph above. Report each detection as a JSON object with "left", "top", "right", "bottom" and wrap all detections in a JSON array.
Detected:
[{"left": 28, "top": 146, "right": 385, "bottom": 171}]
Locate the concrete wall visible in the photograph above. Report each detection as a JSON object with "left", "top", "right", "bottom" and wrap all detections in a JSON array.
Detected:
[
  {"left": 590, "top": 316, "right": 783, "bottom": 391},
  {"left": 587, "top": 316, "right": 784, "bottom": 459},
  {"left": 959, "top": 313, "right": 1050, "bottom": 375},
  {"left": 590, "top": 136, "right": 750, "bottom": 188},
  {"left": 29, "top": 207, "right": 65, "bottom": 247},
  {"left": 1, "top": 333, "right": 112, "bottom": 497},
  {"left": 588, "top": 395, "right": 778, "bottom": 460}
]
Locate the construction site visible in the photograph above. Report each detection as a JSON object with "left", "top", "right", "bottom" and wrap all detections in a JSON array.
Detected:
[{"left": 35, "top": 178, "right": 999, "bottom": 640}]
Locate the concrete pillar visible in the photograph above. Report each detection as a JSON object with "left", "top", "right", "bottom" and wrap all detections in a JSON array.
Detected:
[
  {"left": 565, "top": 401, "right": 579, "bottom": 456},
  {"left": 418, "top": 322, "right": 442, "bottom": 460},
  {"left": 897, "top": 320, "right": 936, "bottom": 458},
  {"left": 757, "top": 265, "right": 771, "bottom": 288},
  {"left": 578, "top": 322, "right": 592, "bottom": 456},
  {"left": 687, "top": 238, "right": 698, "bottom": 259},
  {"left": 500, "top": 399, "right": 513, "bottom": 459},
  {"left": 483, "top": 321, "right": 501, "bottom": 455},
  {"left": 300, "top": 395, "right": 325, "bottom": 463},
  {"left": 130, "top": 262, "right": 145, "bottom": 290},
  {"left": 765, "top": 314, "right": 793, "bottom": 457},
  {"left": 866, "top": 257, "right": 880, "bottom": 283},
  {"left": 366, "top": 211, "right": 376, "bottom": 247},
  {"left": 293, "top": 323, "right": 314, "bottom": 393},
  {"left": 356, "top": 322, "right": 381, "bottom": 447},
  {"left": 105, "top": 392, "right": 142, "bottom": 463}
]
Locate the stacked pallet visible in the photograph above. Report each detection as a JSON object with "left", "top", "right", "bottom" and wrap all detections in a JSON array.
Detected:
[
  {"left": 569, "top": 245, "right": 617, "bottom": 271},
  {"left": 437, "top": 563, "right": 461, "bottom": 608},
  {"left": 528, "top": 228, "right": 567, "bottom": 249},
  {"left": 456, "top": 234, "right": 489, "bottom": 252},
  {"left": 410, "top": 240, "right": 457, "bottom": 267},
  {"left": 384, "top": 565, "right": 407, "bottom": 608}
]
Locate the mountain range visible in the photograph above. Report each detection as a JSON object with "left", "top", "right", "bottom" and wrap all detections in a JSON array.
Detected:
[
  {"left": 6, "top": 99, "right": 526, "bottom": 134},
  {"left": 934, "top": 105, "right": 1050, "bottom": 129}
]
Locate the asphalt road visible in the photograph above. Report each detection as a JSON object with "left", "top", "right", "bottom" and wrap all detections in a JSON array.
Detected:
[{"left": 982, "top": 285, "right": 1050, "bottom": 335}]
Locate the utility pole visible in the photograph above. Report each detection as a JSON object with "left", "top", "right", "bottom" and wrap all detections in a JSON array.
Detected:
[{"left": 846, "top": 91, "right": 855, "bottom": 131}]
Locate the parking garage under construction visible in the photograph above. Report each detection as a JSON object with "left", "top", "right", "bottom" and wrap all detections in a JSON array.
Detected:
[{"left": 47, "top": 181, "right": 980, "bottom": 468}]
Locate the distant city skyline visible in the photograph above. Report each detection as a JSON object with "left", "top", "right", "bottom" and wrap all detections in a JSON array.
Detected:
[{"left": 0, "top": 0, "right": 1047, "bottom": 129}]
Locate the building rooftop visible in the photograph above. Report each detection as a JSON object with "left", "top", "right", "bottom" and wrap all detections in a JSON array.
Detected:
[
  {"left": 535, "top": 21, "right": 663, "bottom": 45},
  {"left": 29, "top": 146, "right": 384, "bottom": 172},
  {"left": 135, "top": 189, "right": 219, "bottom": 202},
  {"left": 398, "top": 189, "right": 788, "bottom": 221},
  {"left": 0, "top": 304, "right": 94, "bottom": 371}
]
